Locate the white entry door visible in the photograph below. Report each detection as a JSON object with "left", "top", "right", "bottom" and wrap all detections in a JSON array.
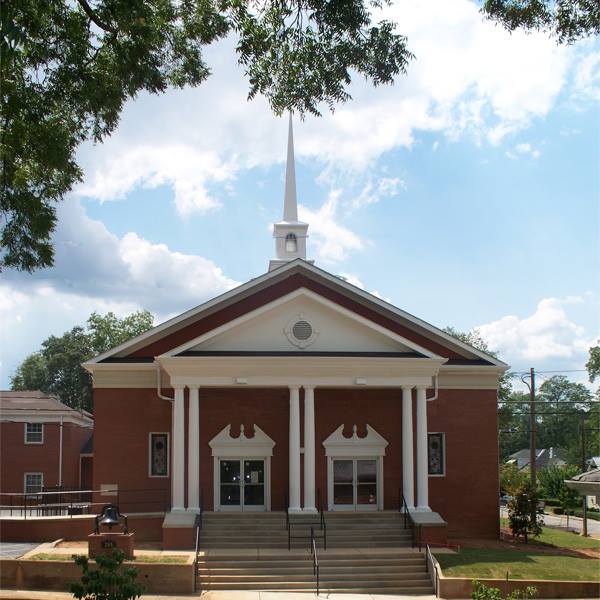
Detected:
[
  {"left": 219, "top": 458, "right": 266, "bottom": 511},
  {"left": 332, "top": 458, "right": 378, "bottom": 511}
]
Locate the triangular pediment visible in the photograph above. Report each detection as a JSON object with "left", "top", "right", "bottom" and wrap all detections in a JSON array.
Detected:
[
  {"left": 167, "top": 288, "right": 435, "bottom": 357},
  {"left": 85, "top": 260, "right": 507, "bottom": 368}
]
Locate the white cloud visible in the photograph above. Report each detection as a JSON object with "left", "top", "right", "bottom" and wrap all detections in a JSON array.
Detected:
[
  {"left": 72, "top": 0, "right": 586, "bottom": 211},
  {"left": 299, "top": 191, "right": 365, "bottom": 264},
  {"left": 338, "top": 273, "right": 392, "bottom": 303},
  {"left": 506, "top": 142, "right": 541, "bottom": 160},
  {"left": 573, "top": 51, "right": 600, "bottom": 101},
  {"left": 348, "top": 177, "right": 406, "bottom": 211},
  {"left": 477, "top": 296, "right": 597, "bottom": 366},
  {"left": 79, "top": 145, "right": 236, "bottom": 216},
  {"left": 4, "top": 198, "right": 239, "bottom": 317}
]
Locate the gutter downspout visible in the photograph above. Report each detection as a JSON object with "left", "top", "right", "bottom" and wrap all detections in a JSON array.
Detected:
[
  {"left": 426, "top": 375, "right": 438, "bottom": 401},
  {"left": 156, "top": 363, "right": 174, "bottom": 402},
  {"left": 58, "top": 416, "right": 63, "bottom": 486}
]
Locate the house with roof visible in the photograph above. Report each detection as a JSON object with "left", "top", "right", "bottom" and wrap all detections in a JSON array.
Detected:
[
  {"left": 507, "top": 447, "right": 567, "bottom": 472},
  {"left": 82, "top": 119, "right": 508, "bottom": 550},
  {"left": 0, "top": 391, "right": 93, "bottom": 495}
]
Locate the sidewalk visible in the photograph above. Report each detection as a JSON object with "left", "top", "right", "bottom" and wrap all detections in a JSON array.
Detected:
[{"left": 0, "top": 591, "right": 437, "bottom": 600}]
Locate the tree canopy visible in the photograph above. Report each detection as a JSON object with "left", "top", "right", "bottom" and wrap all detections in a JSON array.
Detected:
[
  {"left": 483, "top": 0, "right": 600, "bottom": 44},
  {"left": 10, "top": 310, "right": 154, "bottom": 412},
  {"left": 1, "top": 0, "right": 412, "bottom": 272}
]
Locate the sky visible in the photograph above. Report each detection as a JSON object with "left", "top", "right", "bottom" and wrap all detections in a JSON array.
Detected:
[{"left": 1, "top": 0, "right": 599, "bottom": 391}]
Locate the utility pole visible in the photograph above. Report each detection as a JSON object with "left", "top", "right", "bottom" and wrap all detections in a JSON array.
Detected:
[
  {"left": 529, "top": 367, "right": 537, "bottom": 489},
  {"left": 581, "top": 417, "right": 588, "bottom": 537}
]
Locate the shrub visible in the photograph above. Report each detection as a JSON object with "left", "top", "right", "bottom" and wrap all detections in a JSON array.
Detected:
[
  {"left": 507, "top": 484, "right": 543, "bottom": 542},
  {"left": 472, "top": 580, "right": 537, "bottom": 600},
  {"left": 70, "top": 550, "right": 143, "bottom": 600},
  {"left": 500, "top": 464, "right": 529, "bottom": 495}
]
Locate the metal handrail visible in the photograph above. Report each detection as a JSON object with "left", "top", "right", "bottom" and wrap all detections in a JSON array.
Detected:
[
  {"left": 0, "top": 487, "right": 169, "bottom": 519},
  {"left": 399, "top": 489, "right": 421, "bottom": 551},
  {"left": 193, "top": 488, "right": 204, "bottom": 592},
  {"left": 425, "top": 544, "right": 439, "bottom": 597},
  {"left": 311, "top": 526, "right": 320, "bottom": 596}
]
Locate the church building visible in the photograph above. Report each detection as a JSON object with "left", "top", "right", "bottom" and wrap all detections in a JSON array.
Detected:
[{"left": 84, "top": 118, "right": 507, "bottom": 548}]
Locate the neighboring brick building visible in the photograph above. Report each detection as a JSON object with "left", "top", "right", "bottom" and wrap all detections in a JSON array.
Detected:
[
  {"left": 83, "top": 121, "right": 508, "bottom": 548},
  {"left": 0, "top": 391, "right": 93, "bottom": 494}
]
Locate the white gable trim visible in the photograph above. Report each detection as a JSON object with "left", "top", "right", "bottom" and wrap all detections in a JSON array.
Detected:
[
  {"left": 323, "top": 424, "right": 388, "bottom": 458},
  {"left": 209, "top": 424, "right": 276, "bottom": 458},
  {"left": 85, "top": 259, "right": 507, "bottom": 368},
  {"left": 162, "top": 287, "right": 442, "bottom": 359}
]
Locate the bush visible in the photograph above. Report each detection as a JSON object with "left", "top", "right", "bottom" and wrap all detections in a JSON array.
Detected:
[
  {"left": 70, "top": 550, "right": 143, "bottom": 600},
  {"left": 507, "top": 484, "right": 543, "bottom": 542},
  {"left": 472, "top": 580, "right": 537, "bottom": 600},
  {"left": 500, "top": 464, "right": 529, "bottom": 495},
  {"left": 538, "top": 465, "right": 579, "bottom": 500}
]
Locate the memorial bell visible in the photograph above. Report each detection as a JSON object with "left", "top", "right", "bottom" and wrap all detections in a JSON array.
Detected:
[{"left": 94, "top": 504, "right": 129, "bottom": 534}]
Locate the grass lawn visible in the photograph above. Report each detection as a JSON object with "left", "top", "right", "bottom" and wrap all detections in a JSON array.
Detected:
[
  {"left": 500, "top": 517, "right": 600, "bottom": 549},
  {"left": 436, "top": 548, "right": 600, "bottom": 581},
  {"left": 28, "top": 553, "right": 188, "bottom": 564}
]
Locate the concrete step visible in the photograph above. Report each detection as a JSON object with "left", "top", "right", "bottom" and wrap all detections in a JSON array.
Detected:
[
  {"left": 199, "top": 579, "right": 432, "bottom": 591},
  {"left": 199, "top": 565, "right": 427, "bottom": 576}
]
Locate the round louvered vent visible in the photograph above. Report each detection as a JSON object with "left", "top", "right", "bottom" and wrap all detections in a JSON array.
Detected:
[{"left": 292, "top": 320, "right": 313, "bottom": 341}]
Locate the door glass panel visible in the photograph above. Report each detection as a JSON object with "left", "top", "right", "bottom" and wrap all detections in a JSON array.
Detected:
[
  {"left": 220, "top": 460, "right": 240, "bottom": 484},
  {"left": 357, "top": 484, "right": 377, "bottom": 505},
  {"left": 243, "top": 460, "right": 264, "bottom": 484},
  {"left": 220, "top": 460, "right": 241, "bottom": 507},
  {"left": 333, "top": 460, "right": 353, "bottom": 483},
  {"left": 244, "top": 484, "right": 265, "bottom": 506},
  {"left": 220, "top": 484, "right": 241, "bottom": 505},
  {"left": 243, "top": 460, "right": 265, "bottom": 507},
  {"left": 333, "top": 484, "right": 354, "bottom": 504},
  {"left": 357, "top": 460, "right": 377, "bottom": 483}
]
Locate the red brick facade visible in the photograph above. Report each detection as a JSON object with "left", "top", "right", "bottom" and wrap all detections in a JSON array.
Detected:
[
  {"left": 0, "top": 421, "right": 91, "bottom": 493},
  {"left": 93, "top": 386, "right": 499, "bottom": 538}
]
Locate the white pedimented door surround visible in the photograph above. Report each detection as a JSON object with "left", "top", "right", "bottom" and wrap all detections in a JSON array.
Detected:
[
  {"left": 323, "top": 424, "right": 388, "bottom": 511},
  {"left": 209, "top": 424, "right": 275, "bottom": 511}
]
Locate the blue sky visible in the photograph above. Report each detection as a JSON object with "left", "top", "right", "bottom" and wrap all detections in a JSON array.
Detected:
[{"left": 1, "top": 0, "right": 598, "bottom": 389}]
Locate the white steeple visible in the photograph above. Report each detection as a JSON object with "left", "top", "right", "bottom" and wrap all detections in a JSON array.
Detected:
[
  {"left": 283, "top": 114, "right": 298, "bottom": 222},
  {"left": 268, "top": 115, "right": 311, "bottom": 272}
]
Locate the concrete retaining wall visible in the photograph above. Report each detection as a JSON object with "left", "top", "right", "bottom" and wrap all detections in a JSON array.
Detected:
[
  {"left": 439, "top": 576, "right": 600, "bottom": 599},
  {"left": 0, "top": 557, "right": 194, "bottom": 595}
]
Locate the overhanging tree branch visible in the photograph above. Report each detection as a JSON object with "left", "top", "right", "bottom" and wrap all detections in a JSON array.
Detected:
[{"left": 75, "top": 0, "right": 115, "bottom": 33}]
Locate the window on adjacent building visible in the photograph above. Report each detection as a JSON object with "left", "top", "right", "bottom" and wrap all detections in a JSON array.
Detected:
[
  {"left": 149, "top": 433, "right": 169, "bottom": 477},
  {"left": 24, "top": 473, "right": 43, "bottom": 494},
  {"left": 25, "top": 423, "right": 44, "bottom": 444},
  {"left": 428, "top": 433, "right": 445, "bottom": 476}
]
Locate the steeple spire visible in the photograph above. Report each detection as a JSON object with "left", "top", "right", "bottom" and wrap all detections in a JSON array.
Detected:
[
  {"left": 268, "top": 114, "right": 312, "bottom": 272},
  {"left": 283, "top": 113, "right": 298, "bottom": 222}
]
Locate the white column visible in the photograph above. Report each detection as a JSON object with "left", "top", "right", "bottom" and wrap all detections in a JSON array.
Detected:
[
  {"left": 416, "top": 386, "right": 430, "bottom": 511},
  {"left": 187, "top": 386, "right": 200, "bottom": 512},
  {"left": 171, "top": 386, "right": 185, "bottom": 511},
  {"left": 401, "top": 386, "right": 415, "bottom": 510},
  {"left": 303, "top": 386, "right": 316, "bottom": 512},
  {"left": 288, "top": 386, "right": 301, "bottom": 512}
]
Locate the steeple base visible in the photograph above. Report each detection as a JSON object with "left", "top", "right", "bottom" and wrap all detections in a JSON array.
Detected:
[{"left": 269, "top": 258, "right": 314, "bottom": 272}]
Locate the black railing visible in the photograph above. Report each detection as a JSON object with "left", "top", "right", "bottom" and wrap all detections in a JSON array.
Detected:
[
  {"left": 399, "top": 489, "right": 422, "bottom": 551},
  {"left": 425, "top": 544, "right": 439, "bottom": 596},
  {"left": 310, "top": 526, "right": 320, "bottom": 596},
  {"left": 286, "top": 488, "right": 327, "bottom": 550},
  {"left": 0, "top": 487, "right": 169, "bottom": 519},
  {"left": 193, "top": 489, "right": 204, "bottom": 592}
]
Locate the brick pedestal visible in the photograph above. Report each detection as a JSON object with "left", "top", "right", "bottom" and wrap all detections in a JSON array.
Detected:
[{"left": 88, "top": 532, "right": 135, "bottom": 559}]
